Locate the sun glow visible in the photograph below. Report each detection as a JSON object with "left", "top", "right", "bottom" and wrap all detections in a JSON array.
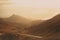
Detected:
[{"left": 0, "top": 0, "right": 60, "bottom": 20}]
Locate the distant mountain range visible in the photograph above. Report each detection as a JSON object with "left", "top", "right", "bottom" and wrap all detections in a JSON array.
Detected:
[
  {"left": 0, "top": 14, "right": 44, "bottom": 40},
  {"left": 0, "top": 14, "right": 60, "bottom": 40}
]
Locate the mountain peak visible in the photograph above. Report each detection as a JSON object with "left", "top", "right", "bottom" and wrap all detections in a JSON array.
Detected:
[
  {"left": 9, "top": 14, "right": 22, "bottom": 18},
  {"left": 4, "top": 14, "right": 31, "bottom": 25}
]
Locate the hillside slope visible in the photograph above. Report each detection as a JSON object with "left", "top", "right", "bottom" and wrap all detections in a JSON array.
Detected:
[{"left": 26, "top": 14, "right": 60, "bottom": 37}]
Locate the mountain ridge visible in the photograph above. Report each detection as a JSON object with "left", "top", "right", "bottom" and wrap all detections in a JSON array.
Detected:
[{"left": 25, "top": 14, "right": 60, "bottom": 37}]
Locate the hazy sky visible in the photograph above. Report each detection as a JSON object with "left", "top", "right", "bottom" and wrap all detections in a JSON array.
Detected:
[{"left": 0, "top": 0, "right": 60, "bottom": 20}]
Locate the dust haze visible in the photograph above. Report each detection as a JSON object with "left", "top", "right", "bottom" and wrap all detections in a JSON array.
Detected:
[{"left": 0, "top": 0, "right": 60, "bottom": 40}]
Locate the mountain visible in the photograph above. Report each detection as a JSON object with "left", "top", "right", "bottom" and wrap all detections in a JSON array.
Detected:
[
  {"left": 0, "top": 14, "right": 60, "bottom": 40},
  {"left": 0, "top": 15, "right": 44, "bottom": 40},
  {"left": 25, "top": 14, "right": 60, "bottom": 37},
  {"left": 0, "top": 17, "right": 43, "bottom": 40},
  {"left": 4, "top": 14, "right": 31, "bottom": 27},
  {"left": 0, "top": 14, "right": 33, "bottom": 34}
]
